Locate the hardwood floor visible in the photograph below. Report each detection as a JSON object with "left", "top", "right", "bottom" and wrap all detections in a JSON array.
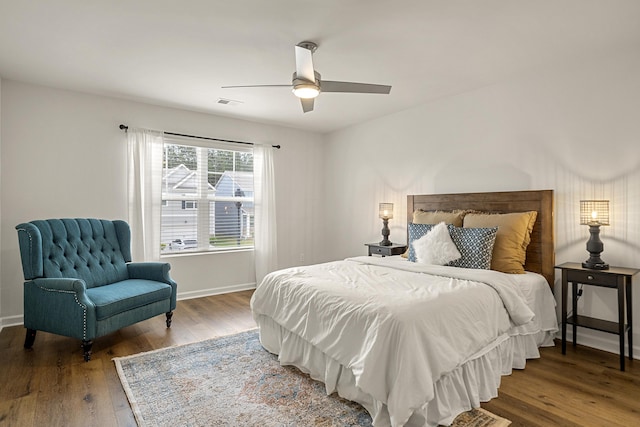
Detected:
[
  {"left": 0, "top": 291, "right": 257, "bottom": 427},
  {"left": 483, "top": 343, "right": 640, "bottom": 426},
  {"left": 1, "top": 290, "right": 638, "bottom": 426}
]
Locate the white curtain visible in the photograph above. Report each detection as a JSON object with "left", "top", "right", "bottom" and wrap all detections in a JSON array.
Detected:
[
  {"left": 127, "top": 128, "right": 164, "bottom": 261},
  {"left": 253, "top": 144, "right": 278, "bottom": 284}
]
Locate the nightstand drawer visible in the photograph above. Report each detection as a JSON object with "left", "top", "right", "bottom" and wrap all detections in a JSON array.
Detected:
[
  {"left": 566, "top": 269, "right": 618, "bottom": 287},
  {"left": 371, "top": 246, "right": 387, "bottom": 255},
  {"left": 365, "top": 243, "right": 407, "bottom": 257}
]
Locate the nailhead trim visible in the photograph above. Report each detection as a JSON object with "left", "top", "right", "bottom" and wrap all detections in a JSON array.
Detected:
[
  {"left": 36, "top": 284, "right": 88, "bottom": 340},
  {"left": 16, "top": 228, "right": 34, "bottom": 278}
]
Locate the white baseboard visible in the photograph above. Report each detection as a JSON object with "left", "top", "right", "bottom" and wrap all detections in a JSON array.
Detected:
[
  {"left": 176, "top": 282, "right": 256, "bottom": 301},
  {"left": 0, "top": 284, "right": 256, "bottom": 333},
  {"left": 0, "top": 314, "right": 25, "bottom": 332}
]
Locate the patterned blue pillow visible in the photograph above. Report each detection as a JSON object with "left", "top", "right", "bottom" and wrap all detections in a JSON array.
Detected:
[
  {"left": 407, "top": 223, "right": 435, "bottom": 262},
  {"left": 446, "top": 225, "right": 498, "bottom": 269}
]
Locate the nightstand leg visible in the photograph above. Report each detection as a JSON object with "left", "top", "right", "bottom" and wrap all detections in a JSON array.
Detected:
[
  {"left": 572, "top": 281, "right": 578, "bottom": 347},
  {"left": 561, "top": 274, "right": 568, "bottom": 355},
  {"left": 618, "top": 279, "right": 625, "bottom": 371},
  {"left": 627, "top": 280, "right": 633, "bottom": 361}
]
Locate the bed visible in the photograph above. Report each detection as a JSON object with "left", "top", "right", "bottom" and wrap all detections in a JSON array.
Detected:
[{"left": 251, "top": 190, "right": 558, "bottom": 427}]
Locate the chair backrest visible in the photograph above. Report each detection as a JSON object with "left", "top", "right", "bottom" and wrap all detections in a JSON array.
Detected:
[{"left": 16, "top": 218, "right": 132, "bottom": 288}]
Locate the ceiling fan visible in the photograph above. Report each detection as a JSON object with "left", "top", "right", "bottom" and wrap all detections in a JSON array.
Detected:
[{"left": 222, "top": 41, "right": 392, "bottom": 113}]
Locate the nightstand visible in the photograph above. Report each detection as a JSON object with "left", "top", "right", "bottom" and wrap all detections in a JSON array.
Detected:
[
  {"left": 555, "top": 262, "right": 639, "bottom": 371},
  {"left": 365, "top": 243, "right": 407, "bottom": 257}
]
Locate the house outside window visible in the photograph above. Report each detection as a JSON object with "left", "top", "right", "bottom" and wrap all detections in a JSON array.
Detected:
[{"left": 161, "top": 136, "right": 254, "bottom": 254}]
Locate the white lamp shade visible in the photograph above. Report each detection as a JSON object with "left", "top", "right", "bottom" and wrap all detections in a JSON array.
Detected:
[{"left": 379, "top": 203, "right": 394, "bottom": 219}]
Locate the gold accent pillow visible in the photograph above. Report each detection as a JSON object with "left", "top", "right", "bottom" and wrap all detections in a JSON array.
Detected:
[
  {"left": 463, "top": 211, "right": 537, "bottom": 274},
  {"left": 412, "top": 210, "right": 465, "bottom": 227}
]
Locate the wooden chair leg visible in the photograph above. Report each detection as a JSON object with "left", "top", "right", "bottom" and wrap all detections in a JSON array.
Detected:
[
  {"left": 82, "top": 340, "right": 93, "bottom": 362},
  {"left": 166, "top": 311, "right": 173, "bottom": 328},
  {"left": 24, "top": 329, "right": 37, "bottom": 349}
]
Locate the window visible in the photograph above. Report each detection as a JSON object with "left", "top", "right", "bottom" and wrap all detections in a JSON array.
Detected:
[
  {"left": 160, "top": 135, "right": 254, "bottom": 254},
  {"left": 181, "top": 201, "right": 197, "bottom": 210}
]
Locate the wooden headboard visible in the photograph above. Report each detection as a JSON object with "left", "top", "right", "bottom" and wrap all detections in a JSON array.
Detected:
[{"left": 407, "top": 190, "right": 555, "bottom": 287}]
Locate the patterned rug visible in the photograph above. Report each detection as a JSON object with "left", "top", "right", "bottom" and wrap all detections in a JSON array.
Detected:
[{"left": 114, "top": 329, "right": 510, "bottom": 427}]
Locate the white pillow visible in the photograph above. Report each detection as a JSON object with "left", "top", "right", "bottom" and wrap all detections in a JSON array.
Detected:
[{"left": 412, "top": 221, "right": 462, "bottom": 265}]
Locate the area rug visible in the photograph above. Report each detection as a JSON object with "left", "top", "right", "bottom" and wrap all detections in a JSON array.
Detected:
[{"left": 114, "top": 329, "right": 511, "bottom": 427}]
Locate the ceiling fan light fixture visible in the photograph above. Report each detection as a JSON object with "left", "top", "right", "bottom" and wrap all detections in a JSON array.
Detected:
[
  {"left": 292, "top": 84, "right": 320, "bottom": 99},
  {"left": 222, "top": 42, "right": 391, "bottom": 114}
]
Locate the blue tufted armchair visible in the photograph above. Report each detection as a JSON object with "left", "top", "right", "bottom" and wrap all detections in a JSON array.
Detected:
[{"left": 16, "top": 218, "right": 177, "bottom": 361}]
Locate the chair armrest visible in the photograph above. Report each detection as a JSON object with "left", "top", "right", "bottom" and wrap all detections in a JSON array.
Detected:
[
  {"left": 127, "top": 262, "right": 178, "bottom": 310},
  {"left": 32, "top": 277, "right": 88, "bottom": 294},
  {"left": 127, "top": 262, "right": 173, "bottom": 283},
  {"left": 31, "top": 277, "right": 94, "bottom": 310},
  {"left": 27, "top": 278, "right": 97, "bottom": 340}
]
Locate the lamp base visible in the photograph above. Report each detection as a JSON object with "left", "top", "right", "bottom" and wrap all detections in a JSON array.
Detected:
[
  {"left": 379, "top": 239, "right": 392, "bottom": 246},
  {"left": 583, "top": 224, "right": 609, "bottom": 270},
  {"left": 380, "top": 218, "right": 391, "bottom": 246},
  {"left": 582, "top": 261, "right": 609, "bottom": 270}
]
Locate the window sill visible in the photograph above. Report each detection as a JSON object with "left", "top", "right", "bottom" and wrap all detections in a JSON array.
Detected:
[{"left": 161, "top": 247, "right": 254, "bottom": 258}]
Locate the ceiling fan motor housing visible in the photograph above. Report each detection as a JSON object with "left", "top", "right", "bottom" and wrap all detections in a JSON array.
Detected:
[{"left": 292, "top": 71, "right": 321, "bottom": 98}]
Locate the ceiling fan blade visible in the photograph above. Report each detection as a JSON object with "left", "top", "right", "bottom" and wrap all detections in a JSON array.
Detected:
[
  {"left": 222, "top": 84, "right": 291, "bottom": 88},
  {"left": 295, "top": 45, "right": 316, "bottom": 82},
  {"left": 300, "top": 98, "right": 314, "bottom": 113},
  {"left": 321, "top": 81, "right": 391, "bottom": 94}
]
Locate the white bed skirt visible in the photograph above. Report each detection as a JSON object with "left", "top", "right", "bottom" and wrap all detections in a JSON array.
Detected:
[{"left": 256, "top": 314, "right": 555, "bottom": 427}]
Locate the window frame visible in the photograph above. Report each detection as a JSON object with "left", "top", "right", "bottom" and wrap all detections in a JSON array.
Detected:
[{"left": 160, "top": 135, "right": 254, "bottom": 256}]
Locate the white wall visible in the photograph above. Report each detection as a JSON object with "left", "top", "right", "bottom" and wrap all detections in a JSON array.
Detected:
[
  {"left": 0, "top": 77, "right": 3, "bottom": 328},
  {"left": 324, "top": 47, "right": 640, "bottom": 357},
  {"left": 0, "top": 80, "right": 325, "bottom": 323}
]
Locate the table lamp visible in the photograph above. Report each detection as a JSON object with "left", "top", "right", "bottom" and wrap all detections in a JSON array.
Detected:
[
  {"left": 379, "top": 203, "right": 394, "bottom": 246},
  {"left": 580, "top": 200, "right": 609, "bottom": 270}
]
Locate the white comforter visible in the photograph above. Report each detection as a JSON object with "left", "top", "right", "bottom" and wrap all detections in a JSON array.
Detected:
[{"left": 250, "top": 256, "right": 540, "bottom": 427}]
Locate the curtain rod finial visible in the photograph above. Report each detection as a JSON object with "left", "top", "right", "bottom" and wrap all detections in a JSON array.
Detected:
[{"left": 119, "top": 124, "right": 128, "bottom": 131}]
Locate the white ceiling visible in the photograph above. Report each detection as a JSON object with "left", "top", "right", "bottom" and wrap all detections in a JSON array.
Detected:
[{"left": 1, "top": 1, "right": 639, "bottom": 134}]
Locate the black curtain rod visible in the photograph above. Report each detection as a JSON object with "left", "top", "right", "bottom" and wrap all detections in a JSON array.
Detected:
[{"left": 119, "top": 124, "right": 281, "bottom": 149}]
